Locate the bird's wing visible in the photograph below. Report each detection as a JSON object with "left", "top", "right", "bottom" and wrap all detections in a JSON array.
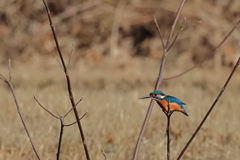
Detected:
[{"left": 164, "top": 95, "right": 186, "bottom": 105}]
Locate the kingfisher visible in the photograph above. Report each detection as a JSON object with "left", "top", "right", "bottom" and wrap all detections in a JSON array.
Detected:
[{"left": 140, "top": 90, "right": 188, "bottom": 116}]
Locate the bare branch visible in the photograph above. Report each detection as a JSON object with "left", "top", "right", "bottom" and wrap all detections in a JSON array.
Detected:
[
  {"left": 57, "top": 120, "right": 64, "bottom": 160},
  {"left": 167, "top": 32, "right": 180, "bottom": 52},
  {"left": 0, "top": 65, "right": 41, "bottom": 159},
  {"left": 56, "top": 108, "right": 62, "bottom": 118},
  {"left": 166, "top": 101, "right": 172, "bottom": 160},
  {"left": 52, "top": 52, "right": 64, "bottom": 70},
  {"left": 63, "top": 107, "right": 74, "bottom": 118},
  {"left": 154, "top": 15, "right": 165, "bottom": 50},
  {"left": 0, "top": 74, "right": 7, "bottom": 82},
  {"left": 164, "top": 19, "right": 240, "bottom": 80},
  {"left": 67, "top": 43, "right": 75, "bottom": 69},
  {"left": 33, "top": 95, "right": 60, "bottom": 119},
  {"left": 41, "top": 0, "right": 91, "bottom": 159},
  {"left": 166, "top": 17, "right": 186, "bottom": 52},
  {"left": 64, "top": 96, "right": 84, "bottom": 118},
  {"left": 177, "top": 56, "right": 240, "bottom": 160},
  {"left": 101, "top": 149, "right": 108, "bottom": 160},
  {"left": 9, "top": 85, "right": 41, "bottom": 159},
  {"left": 165, "top": 0, "right": 186, "bottom": 49},
  {"left": 8, "top": 59, "right": 12, "bottom": 82},
  {"left": 64, "top": 111, "right": 88, "bottom": 127},
  {"left": 75, "top": 96, "right": 84, "bottom": 107},
  {"left": 132, "top": 2, "right": 186, "bottom": 160}
]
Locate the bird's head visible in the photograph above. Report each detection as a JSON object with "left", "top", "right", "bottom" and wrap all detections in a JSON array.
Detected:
[{"left": 139, "top": 90, "right": 166, "bottom": 99}]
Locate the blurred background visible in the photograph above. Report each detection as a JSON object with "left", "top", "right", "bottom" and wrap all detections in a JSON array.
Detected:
[
  {"left": 1, "top": 0, "right": 240, "bottom": 64},
  {"left": 0, "top": 0, "right": 240, "bottom": 160}
]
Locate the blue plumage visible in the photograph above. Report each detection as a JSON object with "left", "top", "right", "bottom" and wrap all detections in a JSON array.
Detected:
[{"left": 140, "top": 90, "right": 188, "bottom": 116}]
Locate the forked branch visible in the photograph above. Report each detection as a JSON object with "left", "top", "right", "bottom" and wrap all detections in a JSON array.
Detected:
[
  {"left": 0, "top": 61, "right": 41, "bottom": 160},
  {"left": 34, "top": 95, "right": 87, "bottom": 160},
  {"left": 132, "top": 1, "right": 186, "bottom": 160},
  {"left": 41, "top": 0, "right": 91, "bottom": 159},
  {"left": 166, "top": 0, "right": 186, "bottom": 49}
]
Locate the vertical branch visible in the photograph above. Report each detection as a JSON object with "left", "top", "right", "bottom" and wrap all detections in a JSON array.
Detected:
[
  {"left": 176, "top": 56, "right": 240, "bottom": 160},
  {"left": 41, "top": 0, "right": 91, "bottom": 160},
  {"left": 166, "top": 101, "right": 171, "bottom": 160},
  {"left": 166, "top": 114, "right": 171, "bottom": 160},
  {"left": 57, "top": 120, "right": 64, "bottom": 160},
  {"left": 165, "top": 0, "right": 186, "bottom": 49},
  {"left": 132, "top": 1, "right": 186, "bottom": 160},
  {"left": 132, "top": 99, "right": 156, "bottom": 160}
]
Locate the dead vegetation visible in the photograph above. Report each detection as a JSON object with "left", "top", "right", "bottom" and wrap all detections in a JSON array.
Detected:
[{"left": 1, "top": 0, "right": 240, "bottom": 160}]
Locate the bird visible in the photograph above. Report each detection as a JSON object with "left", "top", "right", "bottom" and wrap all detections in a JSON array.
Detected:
[{"left": 140, "top": 90, "right": 188, "bottom": 116}]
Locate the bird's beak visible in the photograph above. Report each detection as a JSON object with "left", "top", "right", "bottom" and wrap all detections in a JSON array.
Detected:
[{"left": 139, "top": 95, "right": 151, "bottom": 99}]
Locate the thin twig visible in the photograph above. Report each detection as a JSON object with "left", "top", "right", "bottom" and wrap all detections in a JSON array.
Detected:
[
  {"left": 56, "top": 108, "right": 62, "bottom": 117},
  {"left": 164, "top": 18, "right": 240, "bottom": 80},
  {"left": 64, "top": 112, "right": 88, "bottom": 127},
  {"left": 0, "top": 74, "right": 6, "bottom": 81},
  {"left": 33, "top": 95, "right": 60, "bottom": 119},
  {"left": 41, "top": 1, "right": 91, "bottom": 159},
  {"left": 63, "top": 97, "right": 83, "bottom": 118},
  {"left": 166, "top": 101, "right": 171, "bottom": 160},
  {"left": 101, "top": 149, "right": 108, "bottom": 160},
  {"left": 176, "top": 56, "right": 240, "bottom": 160},
  {"left": 165, "top": 0, "right": 186, "bottom": 49},
  {"left": 8, "top": 59, "right": 12, "bottom": 82},
  {"left": 0, "top": 61, "right": 41, "bottom": 160},
  {"left": 154, "top": 15, "right": 165, "bottom": 50},
  {"left": 52, "top": 52, "right": 64, "bottom": 70},
  {"left": 67, "top": 43, "right": 75, "bottom": 69},
  {"left": 75, "top": 96, "right": 84, "bottom": 108},
  {"left": 63, "top": 106, "right": 74, "bottom": 118},
  {"left": 166, "top": 17, "right": 186, "bottom": 52}
]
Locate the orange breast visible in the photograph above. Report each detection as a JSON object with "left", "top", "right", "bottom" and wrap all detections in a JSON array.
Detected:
[
  {"left": 157, "top": 101, "right": 184, "bottom": 113},
  {"left": 157, "top": 99, "right": 169, "bottom": 112}
]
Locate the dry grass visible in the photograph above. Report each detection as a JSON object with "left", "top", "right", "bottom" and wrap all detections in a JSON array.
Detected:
[
  {"left": 1, "top": 1, "right": 240, "bottom": 159},
  {"left": 0, "top": 55, "right": 240, "bottom": 160}
]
